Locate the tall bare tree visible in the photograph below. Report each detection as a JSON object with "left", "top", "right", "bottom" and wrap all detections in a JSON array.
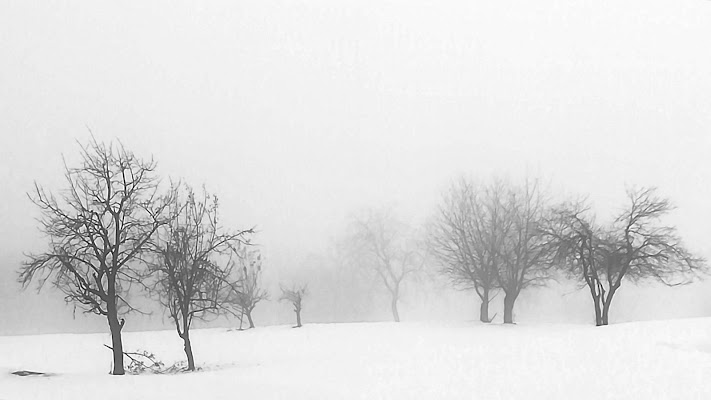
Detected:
[
  {"left": 232, "top": 248, "right": 269, "bottom": 329},
  {"left": 544, "top": 188, "right": 704, "bottom": 325},
  {"left": 342, "top": 208, "right": 423, "bottom": 322},
  {"left": 429, "top": 178, "right": 507, "bottom": 323},
  {"left": 150, "top": 185, "right": 252, "bottom": 370},
  {"left": 20, "top": 139, "right": 173, "bottom": 375},
  {"left": 280, "top": 284, "right": 307, "bottom": 328},
  {"left": 496, "top": 179, "right": 552, "bottom": 324}
]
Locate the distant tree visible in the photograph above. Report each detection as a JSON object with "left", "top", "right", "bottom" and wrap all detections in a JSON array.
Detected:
[
  {"left": 341, "top": 208, "right": 423, "bottom": 322},
  {"left": 280, "top": 284, "right": 307, "bottom": 328},
  {"left": 496, "top": 179, "right": 552, "bottom": 324},
  {"left": 544, "top": 188, "right": 704, "bottom": 325},
  {"left": 149, "top": 185, "right": 252, "bottom": 370},
  {"left": 429, "top": 178, "right": 506, "bottom": 323},
  {"left": 232, "top": 248, "right": 269, "bottom": 329},
  {"left": 19, "top": 138, "right": 173, "bottom": 375}
]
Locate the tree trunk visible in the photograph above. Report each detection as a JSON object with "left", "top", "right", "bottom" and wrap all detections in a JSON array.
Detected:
[
  {"left": 182, "top": 331, "right": 196, "bottom": 371},
  {"left": 593, "top": 296, "right": 603, "bottom": 326},
  {"left": 295, "top": 309, "right": 302, "bottom": 328},
  {"left": 391, "top": 296, "right": 400, "bottom": 322},
  {"left": 601, "top": 290, "right": 615, "bottom": 326},
  {"left": 587, "top": 281, "right": 603, "bottom": 326},
  {"left": 479, "top": 293, "right": 490, "bottom": 323},
  {"left": 503, "top": 292, "right": 517, "bottom": 324},
  {"left": 601, "top": 302, "right": 610, "bottom": 326},
  {"left": 106, "top": 303, "right": 125, "bottom": 375},
  {"left": 246, "top": 310, "right": 255, "bottom": 329}
]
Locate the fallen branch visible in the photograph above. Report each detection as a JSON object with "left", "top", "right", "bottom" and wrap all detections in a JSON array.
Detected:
[{"left": 104, "top": 345, "right": 187, "bottom": 374}]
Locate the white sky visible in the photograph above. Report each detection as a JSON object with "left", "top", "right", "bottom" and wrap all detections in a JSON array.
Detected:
[{"left": 1, "top": 0, "right": 710, "bottom": 334}]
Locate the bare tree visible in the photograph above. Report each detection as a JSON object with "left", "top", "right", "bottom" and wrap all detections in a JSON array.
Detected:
[
  {"left": 542, "top": 201, "right": 608, "bottom": 325},
  {"left": 429, "top": 178, "right": 507, "bottom": 323},
  {"left": 19, "top": 139, "right": 173, "bottom": 375},
  {"left": 544, "top": 188, "right": 705, "bottom": 325},
  {"left": 280, "top": 284, "right": 307, "bottom": 328},
  {"left": 342, "top": 208, "right": 423, "bottom": 322},
  {"left": 149, "top": 185, "right": 252, "bottom": 370},
  {"left": 602, "top": 187, "right": 704, "bottom": 324},
  {"left": 496, "top": 179, "right": 552, "bottom": 324},
  {"left": 232, "top": 248, "right": 269, "bottom": 329}
]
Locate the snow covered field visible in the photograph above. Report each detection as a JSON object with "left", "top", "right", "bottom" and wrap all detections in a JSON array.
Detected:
[{"left": 1, "top": 318, "right": 710, "bottom": 400}]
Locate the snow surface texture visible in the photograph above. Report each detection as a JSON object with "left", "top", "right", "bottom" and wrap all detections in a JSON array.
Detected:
[{"left": 1, "top": 319, "right": 710, "bottom": 399}]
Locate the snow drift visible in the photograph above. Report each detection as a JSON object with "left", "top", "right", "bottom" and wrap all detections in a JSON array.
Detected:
[{"left": 1, "top": 318, "right": 710, "bottom": 399}]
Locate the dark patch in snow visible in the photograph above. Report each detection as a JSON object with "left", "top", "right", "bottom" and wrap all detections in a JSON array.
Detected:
[{"left": 11, "top": 370, "right": 53, "bottom": 377}]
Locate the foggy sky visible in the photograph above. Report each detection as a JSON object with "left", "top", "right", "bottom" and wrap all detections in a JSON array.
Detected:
[{"left": 1, "top": 0, "right": 710, "bottom": 335}]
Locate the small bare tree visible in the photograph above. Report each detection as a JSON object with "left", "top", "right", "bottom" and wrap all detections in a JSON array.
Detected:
[
  {"left": 20, "top": 138, "right": 173, "bottom": 375},
  {"left": 429, "top": 178, "right": 507, "bottom": 323},
  {"left": 280, "top": 284, "right": 307, "bottom": 328},
  {"left": 232, "top": 248, "right": 269, "bottom": 329},
  {"left": 150, "top": 185, "right": 252, "bottom": 370},
  {"left": 342, "top": 208, "right": 422, "bottom": 322}
]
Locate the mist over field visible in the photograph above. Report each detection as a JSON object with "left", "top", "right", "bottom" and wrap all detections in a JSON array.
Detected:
[
  {"left": 3, "top": 1, "right": 711, "bottom": 399},
  {"left": 1, "top": 0, "right": 710, "bottom": 338}
]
